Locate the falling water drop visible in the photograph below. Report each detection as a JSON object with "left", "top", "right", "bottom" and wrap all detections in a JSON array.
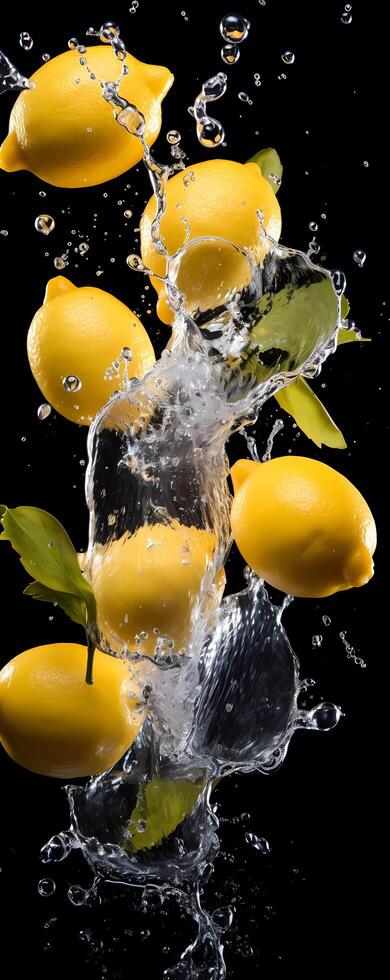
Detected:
[
  {"left": 37, "top": 403, "right": 52, "bottom": 421},
  {"left": 245, "top": 833, "right": 271, "bottom": 854},
  {"left": 38, "top": 878, "right": 56, "bottom": 897},
  {"left": 221, "top": 43, "right": 240, "bottom": 65},
  {"left": 310, "top": 702, "right": 341, "bottom": 731},
  {"left": 220, "top": 14, "right": 250, "bottom": 43},
  {"left": 19, "top": 32, "right": 33, "bottom": 51},
  {"left": 353, "top": 249, "right": 366, "bottom": 267},
  {"left": 281, "top": 51, "right": 295, "bottom": 64}
]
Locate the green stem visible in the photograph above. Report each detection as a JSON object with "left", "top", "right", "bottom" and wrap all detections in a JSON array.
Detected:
[{"left": 85, "top": 633, "right": 95, "bottom": 685}]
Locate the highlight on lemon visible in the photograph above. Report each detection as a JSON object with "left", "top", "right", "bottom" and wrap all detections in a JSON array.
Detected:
[
  {"left": 0, "top": 45, "right": 173, "bottom": 187},
  {"left": 27, "top": 276, "right": 156, "bottom": 425},
  {"left": 230, "top": 456, "right": 376, "bottom": 599}
]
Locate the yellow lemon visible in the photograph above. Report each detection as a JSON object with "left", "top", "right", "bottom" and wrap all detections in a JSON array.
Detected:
[
  {"left": 27, "top": 276, "right": 156, "bottom": 425},
  {"left": 140, "top": 158, "right": 282, "bottom": 324},
  {"left": 0, "top": 46, "right": 173, "bottom": 188},
  {"left": 230, "top": 456, "right": 376, "bottom": 598},
  {"left": 0, "top": 643, "right": 145, "bottom": 778},
  {"left": 88, "top": 522, "right": 222, "bottom": 656}
]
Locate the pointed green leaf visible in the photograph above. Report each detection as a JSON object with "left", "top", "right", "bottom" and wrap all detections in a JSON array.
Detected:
[
  {"left": 23, "top": 581, "right": 88, "bottom": 628},
  {"left": 0, "top": 504, "right": 95, "bottom": 623},
  {"left": 275, "top": 377, "right": 346, "bottom": 449},
  {"left": 125, "top": 777, "right": 204, "bottom": 852},
  {"left": 337, "top": 327, "right": 370, "bottom": 345},
  {"left": 247, "top": 147, "right": 283, "bottom": 194}
]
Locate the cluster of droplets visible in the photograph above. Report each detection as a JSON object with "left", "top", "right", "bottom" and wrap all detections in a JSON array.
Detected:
[
  {"left": 341, "top": 4, "right": 353, "bottom": 25},
  {"left": 220, "top": 13, "right": 250, "bottom": 66}
]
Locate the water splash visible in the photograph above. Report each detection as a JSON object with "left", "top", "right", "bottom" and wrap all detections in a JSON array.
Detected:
[{"left": 0, "top": 49, "right": 33, "bottom": 94}]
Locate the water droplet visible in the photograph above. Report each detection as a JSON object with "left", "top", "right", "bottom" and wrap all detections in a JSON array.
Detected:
[
  {"left": 126, "top": 253, "right": 145, "bottom": 271},
  {"left": 122, "top": 346, "right": 133, "bottom": 361},
  {"left": 353, "top": 249, "right": 366, "bottom": 267},
  {"left": 1, "top": 229, "right": 9, "bottom": 237},
  {"left": 63, "top": 375, "right": 81, "bottom": 393},
  {"left": 197, "top": 118, "right": 224, "bottom": 148},
  {"left": 124, "top": 209, "right": 133, "bottom": 218},
  {"left": 68, "top": 885, "right": 89, "bottom": 906},
  {"left": 100, "top": 21, "right": 120, "bottom": 42},
  {"left": 38, "top": 878, "right": 56, "bottom": 897},
  {"left": 309, "top": 221, "right": 318, "bottom": 232},
  {"left": 42, "top": 53, "right": 51, "bottom": 62},
  {"left": 245, "top": 833, "right": 270, "bottom": 854},
  {"left": 68, "top": 37, "right": 78, "bottom": 49},
  {"left": 41, "top": 833, "right": 74, "bottom": 864},
  {"left": 312, "top": 634, "right": 323, "bottom": 648},
  {"left": 137, "top": 819, "right": 147, "bottom": 833},
  {"left": 281, "top": 50, "right": 295, "bottom": 64},
  {"left": 322, "top": 614, "right": 331, "bottom": 626},
  {"left": 54, "top": 257, "right": 66, "bottom": 270},
  {"left": 79, "top": 242, "right": 89, "bottom": 255},
  {"left": 166, "top": 130, "right": 181, "bottom": 145},
  {"left": 331, "top": 269, "right": 346, "bottom": 295},
  {"left": 221, "top": 43, "right": 240, "bottom": 65},
  {"left": 35, "top": 214, "right": 55, "bottom": 236},
  {"left": 37, "top": 403, "right": 52, "bottom": 421},
  {"left": 19, "top": 32, "right": 33, "bottom": 51},
  {"left": 238, "top": 91, "right": 252, "bottom": 104},
  {"left": 311, "top": 702, "right": 341, "bottom": 731},
  {"left": 341, "top": 8, "right": 353, "bottom": 24},
  {"left": 363, "top": 160, "right": 369, "bottom": 167},
  {"left": 220, "top": 14, "right": 250, "bottom": 43}
]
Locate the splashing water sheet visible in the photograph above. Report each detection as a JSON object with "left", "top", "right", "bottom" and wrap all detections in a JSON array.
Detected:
[{"left": 0, "top": 3, "right": 383, "bottom": 977}]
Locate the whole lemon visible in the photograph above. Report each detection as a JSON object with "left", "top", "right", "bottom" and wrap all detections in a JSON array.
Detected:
[
  {"left": 0, "top": 643, "right": 145, "bottom": 778},
  {"left": 0, "top": 46, "right": 173, "bottom": 187},
  {"left": 27, "top": 276, "right": 155, "bottom": 425},
  {"left": 230, "top": 456, "right": 376, "bottom": 598},
  {"left": 88, "top": 522, "right": 222, "bottom": 656},
  {"left": 140, "top": 158, "right": 282, "bottom": 324}
]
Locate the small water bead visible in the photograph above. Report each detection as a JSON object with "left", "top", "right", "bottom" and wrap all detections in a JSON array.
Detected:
[
  {"left": 38, "top": 878, "right": 56, "bottom": 897},
  {"left": 221, "top": 43, "right": 240, "bottom": 65},
  {"left": 19, "top": 32, "right": 33, "bottom": 51},
  {"left": 309, "top": 221, "right": 318, "bottom": 232},
  {"left": 220, "top": 14, "right": 250, "bottom": 43},
  {"left": 35, "top": 214, "right": 55, "bottom": 236},
  {"left": 311, "top": 702, "right": 341, "bottom": 731},
  {"left": 68, "top": 37, "right": 78, "bottom": 49},
  {"left": 37, "top": 403, "right": 52, "bottom": 421},
  {"left": 353, "top": 249, "right": 366, "bottom": 267},
  {"left": 126, "top": 253, "right": 145, "bottom": 271},
  {"left": 166, "top": 130, "right": 181, "bottom": 145},
  {"left": 363, "top": 160, "right": 369, "bottom": 167},
  {"left": 238, "top": 91, "right": 253, "bottom": 105},
  {"left": 39, "top": 190, "right": 46, "bottom": 197},
  {"left": 78, "top": 242, "right": 89, "bottom": 255},
  {"left": 312, "top": 634, "right": 323, "bottom": 648},
  {"left": 1, "top": 229, "right": 9, "bottom": 237},
  {"left": 124, "top": 209, "right": 133, "bottom": 218},
  {"left": 63, "top": 375, "right": 81, "bottom": 393},
  {"left": 54, "top": 257, "right": 66, "bottom": 270},
  {"left": 281, "top": 50, "right": 295, "bottom": 64},
  {"left": 42, "top": 53, "right": 51, "bottom": 62},
  {"left": 245, "top": 833, "right": 270, "bottom": 854}
]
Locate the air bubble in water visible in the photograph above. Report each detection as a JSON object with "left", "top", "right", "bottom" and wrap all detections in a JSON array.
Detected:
[
  {"left": 221, "top": 43, "right": 240, "bottom": 65},
  {"left": 37, "top": 403, "right": 52, "bottom": 421},
  {"left": 19, "top": 32, "right": 33, "bottom": 51},
  {"left": 63, "top": 375, "right": 81, "bottom": 393},
  {"left": 353, "top": 249, "right": 366, "bottom": 267},
  {"left": 245, "top": 833, "right": 270, "bottom": 854},
  {"left": 38, "top": 878, "right": 56, "bottom": 897},
  {"left": 281, "top": 51, "right": 295, "bottom": 64},
  {"left": 68, "top": 885, "right": 89, "bottom": 906},
  {"left": 35, "top": 214, "right": 55, "bottom": 236},
  {"left": 311, "top": 702, "right": 341, "bottom": 731},
  {"left": 220, "top": 14, "right": 250, "bottom": 43}
]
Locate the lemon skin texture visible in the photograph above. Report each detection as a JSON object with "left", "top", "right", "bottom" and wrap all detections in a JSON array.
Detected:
[
  {"left": 0, "top": 46, "right": 174, "bottom": 188},
  {"left": 0, "top": 643, "right": 145, "bottom": 778},
  {"left": 89, "top": 522, "right": 220, "bottom": 656},
  {"left": 140, "top": 158, "right": 282, "bottom": 324},
  {"left": 27, "top": 276, "right": 156, "bottom": 425},
  {"left": 230, "top": 456, "right": 376, "bottom": 598}
]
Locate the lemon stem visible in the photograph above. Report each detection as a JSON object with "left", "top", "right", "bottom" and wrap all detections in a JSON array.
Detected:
[{"left": 85, "top": 634, "right": 95, "bottom": 686}]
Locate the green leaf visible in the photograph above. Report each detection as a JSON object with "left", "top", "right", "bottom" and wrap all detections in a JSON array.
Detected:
[
  {"left": 337, "top": 327, "right": 370, "bottom": 345},
  {"left": 23, "top": 581, "right": 88, "bottom": 628},
  {"left": 275, "top": 377, "right": 346, "bottom": 449},
  {"left": 0, "top": 504, "right": 95, "bottom": 624},
  {"left": 125, "top": 777, "right": 204, "bottom": 852},
  {"left": 247, "top": 147, "right": 283, "bottom": 194}
]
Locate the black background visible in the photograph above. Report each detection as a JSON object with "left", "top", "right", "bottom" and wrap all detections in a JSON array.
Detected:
[{"left": 0, "top": 1, "right": 386, "bottom": 975}]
